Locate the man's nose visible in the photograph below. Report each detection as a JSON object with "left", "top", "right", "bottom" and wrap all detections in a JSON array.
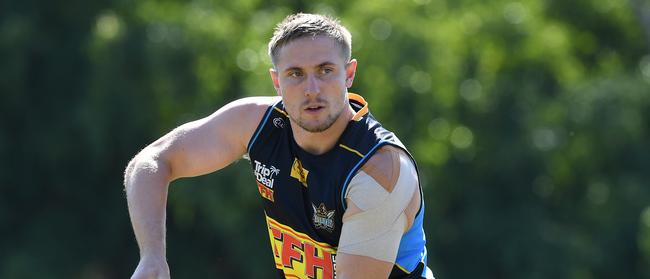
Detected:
[{"left": 305, "top": 74, "right": 320, "bottom": 95}]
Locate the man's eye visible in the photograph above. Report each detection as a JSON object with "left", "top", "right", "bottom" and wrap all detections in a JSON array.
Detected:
[
  {"left": 320, "top": 68, "right": 333, "bottom": 75},
  {"left": 288, "top": 71, "right": 303, "bottom": 77}
]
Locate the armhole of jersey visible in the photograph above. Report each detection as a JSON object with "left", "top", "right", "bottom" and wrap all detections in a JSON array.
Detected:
[
  {"left": 340, "top": 141, "right": 387, "bottom": 210},
  {"left": 246, "top": 102, "right": 278, "bottom": 154},
  {"left": 403, "top": 148, "right": 425, "bottom": 220},
  {"left": 340, "top": 142, "right": 425, "bottom": 221}
]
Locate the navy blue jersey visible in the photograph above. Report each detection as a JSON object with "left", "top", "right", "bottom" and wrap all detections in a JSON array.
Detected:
[{"left": 246, "top": 93, "right": 429, "bottom": 279}]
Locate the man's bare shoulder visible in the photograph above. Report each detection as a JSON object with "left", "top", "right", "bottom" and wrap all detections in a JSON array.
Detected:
[{"left": 359, "top": 145, "right": 408, "bottom": 193}]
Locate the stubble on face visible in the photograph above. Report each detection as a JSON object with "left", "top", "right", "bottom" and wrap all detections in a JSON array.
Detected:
[{"left": 290, "top": 96, "right": 345, "bottom": 133}]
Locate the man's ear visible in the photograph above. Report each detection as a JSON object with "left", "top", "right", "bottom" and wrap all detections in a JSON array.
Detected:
[
  {"left": 269, "top": 68, "right": 281, "bottom": 96},
  {"left": 345, "top": 59, "right": 358, "bottom": 88}
]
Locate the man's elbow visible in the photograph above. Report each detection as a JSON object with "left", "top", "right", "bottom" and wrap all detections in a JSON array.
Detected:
[
  {"left": 123, "top": 155, "right": 139, "bottom": 191},
  {"left": 123, "top": 149, "right": 171, "bottom": 192}
]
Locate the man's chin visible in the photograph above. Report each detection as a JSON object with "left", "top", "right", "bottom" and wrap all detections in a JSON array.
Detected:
[
  {"left": 297, "top": 120, "right": 334, "bottom": 133},
  {"left": 301, "top": 125, "right": 330, "bottom": 133}
]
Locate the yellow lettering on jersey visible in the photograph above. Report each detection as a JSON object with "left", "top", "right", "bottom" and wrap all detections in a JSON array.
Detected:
[{"left": 290, "top": 158, "right": 309, "bottom": 187}]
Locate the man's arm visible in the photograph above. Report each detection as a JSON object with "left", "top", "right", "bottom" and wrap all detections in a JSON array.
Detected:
[
  {"left": 335, "top": 146, "right": 421, "bottom": 279},
  {"left": 123, "top": 97, "right": 275, "bottom": 279}
]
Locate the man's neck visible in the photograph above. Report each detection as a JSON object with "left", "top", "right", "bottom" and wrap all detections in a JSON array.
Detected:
[{"left": 291, "top": 105, "right": 355, "bottom": 155}]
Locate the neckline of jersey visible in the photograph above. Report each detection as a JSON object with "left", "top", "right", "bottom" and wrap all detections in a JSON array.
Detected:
[{"left": 286, "top": 93, "right": 369, "bottom": 160}]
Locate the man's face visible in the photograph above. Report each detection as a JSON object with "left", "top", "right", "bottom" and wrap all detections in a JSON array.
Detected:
[{"left": 270, "top": 36, "right": 357, "bottom": 133}]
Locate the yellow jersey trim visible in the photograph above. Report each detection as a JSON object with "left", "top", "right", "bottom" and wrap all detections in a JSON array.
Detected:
[
  {"left": 396, "top": 263, "right": 411, "bottom": 274},
  {"left": 274, "top": 106, "right": 289, "bottom": 117},
  {"left": 339, "top": 144, "right": 364, "bottom": 158}
]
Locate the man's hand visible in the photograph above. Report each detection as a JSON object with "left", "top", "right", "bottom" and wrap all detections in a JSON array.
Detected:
[{"left": 131, "top": 256, "right": 170, "bottom": 279}]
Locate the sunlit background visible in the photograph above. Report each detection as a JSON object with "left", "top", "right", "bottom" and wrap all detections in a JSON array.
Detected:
[{"left": 1, "top": 0, "right": 650, "bottom": 278}]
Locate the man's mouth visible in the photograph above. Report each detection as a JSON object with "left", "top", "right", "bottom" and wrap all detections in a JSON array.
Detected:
[{"left": 304, "top": 105, "right": 325, "bottom": 112}]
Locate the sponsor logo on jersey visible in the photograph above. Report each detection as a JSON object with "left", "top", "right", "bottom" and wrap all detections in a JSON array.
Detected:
[
  {"left": 273, "top": 117, "right": 285, "bottom": 128},
  {"left": 254, "top": 160, "right": 280, "bottom": 202},
  {"left": 312, "top": 203, "right": 336, "bottom": 233},
  {"left": 266, "top": 216, "right": 336, "bottom": 279},
  {"left": 255, "top": 160, "right": 280, "bottom": 188},
  {"left": 290, "top": 158, "right": 309, "bottom": 187}
]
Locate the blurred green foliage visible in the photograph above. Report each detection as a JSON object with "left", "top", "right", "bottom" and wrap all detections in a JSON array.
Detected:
[{"left": 1, "top": 0, "right": 649, "bottom": 278}]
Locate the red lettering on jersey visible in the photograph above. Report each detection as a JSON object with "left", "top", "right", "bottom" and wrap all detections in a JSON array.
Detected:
[
  {"left": 304, "top": 242, "right": 334, "bottom": 279},
  {"left": 270, "top": 225, "right": 282, "bottom": 257},
  {"left": 257, "top": 181, "right": 274, "bottom": 201},
  {"left": 271, "top": 224, "right": 283, "bottom": 240},
  {"left": 282, "top": 233, "right": 303, "bottom": 268}
]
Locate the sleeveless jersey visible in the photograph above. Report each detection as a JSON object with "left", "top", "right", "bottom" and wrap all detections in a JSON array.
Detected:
[{"left": 246, "top": 93, "right": 429, "bottom": 279}]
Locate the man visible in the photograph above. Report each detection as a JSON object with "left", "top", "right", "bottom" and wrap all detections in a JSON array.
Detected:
[{"left": 125, "top": 13, "right": 433, "bottom": 279}]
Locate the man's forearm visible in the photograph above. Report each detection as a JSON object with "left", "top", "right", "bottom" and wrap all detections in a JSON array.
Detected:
[{"left": 124, "top": 154, "right": 172, "bottom": 259}]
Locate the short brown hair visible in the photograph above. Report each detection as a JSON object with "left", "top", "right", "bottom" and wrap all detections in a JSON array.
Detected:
[{"left": 268, "top": 13, "right": 352, "bottom": 67}]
